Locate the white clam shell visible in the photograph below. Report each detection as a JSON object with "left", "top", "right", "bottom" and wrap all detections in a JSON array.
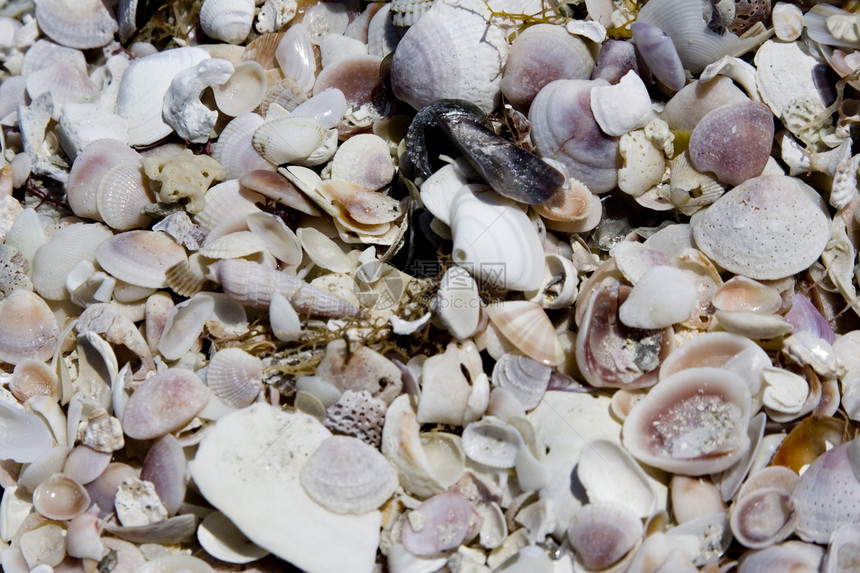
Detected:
[
  {"left": 206, "top": 347, "right": 263, "bottom": 408},
  {"left": 389, "top": 0, "right": 508, "bottom": 114},
  {"left": 253, "top": 115, "right": 332, "bottom": 165},
  {"left": 449, "top": 185, "right": 544, "bottom": 292},
  {"left": 275, "top": 23, "right": 316, "bottom": 92},
  {"left": 461, "top": 416, "right": 522, "bottom": 468},
  {"left": 0, "top": 400, "right": 53, "bottom": 462},
  {"left": 31, "top": 222, "right": 114, "bottom": 300},
  {"left": 200, "top": 0, "right": 254, "bottom": 44},
  {"left": 96, "top": 230, "right": 188, "bottom": 289},
  {"left": 691, "top": 175, "right": 830, "bottom": 280},
  {"left": 622, "top": 367, "right": 752, "bottom": 475},
  {"left": 618, "top": 265, "right": 697, "bottom": 329},
  {"left": 211, "top": 113, "right": 276, "bottom": 180},
  {"left": 590, "top": 71, "right": 654, "bottom": 136},
  {"left": 434, "top": 265, "right": 480, "bottom": 339},
  {"left": 212, "top": 60, "right": 267, "bottom": 117},
  {"left": 116, "top": 47, "right": 211, "bottom": 146},
  {"left": 330, "top": 134, "right": 394, "bottom": 190},
  {"left": 299, "top": 435, "right": 397, "bottom": 514}
]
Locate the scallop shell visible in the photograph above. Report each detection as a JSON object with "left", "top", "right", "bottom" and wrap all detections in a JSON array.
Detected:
[
  {"left": 299, "top": 435, "right": 397, "bottom": 514},
  {"left": 66, "top": 139, "right": 142, "bottom": 221},
  {"left": 206, "top": 347, "right": 263, "bottom": 408},
  {"left": 389, "top": 0, "right": 508, "bottom": 114},
  {"left": 253, "top": 115, "right": 332, "bottom": 165},
  {"left": 622, "top": 366, "right": 752, "bottom": 475},
  {"left": 491, "top": 353, "right": 552, "bottom": 411},
  {"left": 211, "top": 113, "right": 276, "bottom": 181},
  {"left": 35, "top": 0, "right": 118, "bottom": 49},
  {"left": 199, "top": 0, "right": 254, "bottom": 44},
  {"left": 96, "top": 230, "right": 188, "bottom": 289},
  {"left": 691, "top": 175, "right": 831, "bottom": 281},
  {"left": 96, "top": 162, "right": 155, "bottom": 231},
  {"left": 486, "top": 301, "right": 562, "bottom": 367}
]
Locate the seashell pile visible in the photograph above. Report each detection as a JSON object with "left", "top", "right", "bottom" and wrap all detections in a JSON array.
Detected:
[{"left": 5, "top": 0, "right": 860, "bottom": 571}]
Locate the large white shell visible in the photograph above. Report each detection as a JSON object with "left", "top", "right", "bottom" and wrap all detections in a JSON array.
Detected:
[
  {"left": 691, "top": 176, "right": 831, "bottom": 280},
  {"left": 299, "top": 435, "right": 397, "bottom": 514},
  {"left": 190, "top": 404, "right": 381, "bottom": 573},
  {"left": 116, "top": 47, "right": 211, "bottom": 146},
  {"left": 389, "top": 0, "right": 508, "bottom": 114},
  {"left": 31, "top": 222, "right": 114, "bottom": 300}
]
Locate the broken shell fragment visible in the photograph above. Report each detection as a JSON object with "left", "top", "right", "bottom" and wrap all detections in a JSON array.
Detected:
[{"left": 622, "top": 367, "right": 752, "bottom": 475}]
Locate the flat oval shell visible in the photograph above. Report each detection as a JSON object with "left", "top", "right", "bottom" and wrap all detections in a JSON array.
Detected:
[{"left": 122, "top": 368, "right": 210, "bottom": 440}]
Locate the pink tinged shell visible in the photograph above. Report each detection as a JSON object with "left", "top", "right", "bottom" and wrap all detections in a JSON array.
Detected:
[
  {"left": 32, "top": 473, "right": 91, "bottom": 520},
  {"left": 500, "top": 23, "right": 595, "bottom": 111},
  {"left": 401, "top": 491, "right": 474, "bottom": 556},
  {"left": 313, "top": 54, "right": 383, "bottom": 113},
  {"left": 791, "top": 440, "right": 860, "bottom": 544},
  {"left": 140, "top": 434, "right": 187, "bottom": 516},
  {"left": 567, "top": 501, "right": 644, "bottom": 571},
  {"left": 691, "top": 175, "right": 831, "bottom": 281},
  {"left": 206, "top": 347, "right": 263, "bottom": 408},
  {"left": 66, "top": 512, "right": 104, "bottom": 560},
  {"left": 299, "top": 435, "right": 398, "bottom": 515},
  {"left": 784, "top": 294, "right": 836, "bottom": 345},
  {"left": 96, "top": 230, "right": 188, "bottom": 289},
  {"left": 729, "top": 466, "right": 800, "bottom": 549},
  {"left": 66, "top": 138, "right": 142, "bottom": 221},
  {"left": 528, "top": 79, "right": 620, "bottom": 193},
  {"left": 592, "top": 39, "right": 641, "bottom": 85},
  {"left": 240, "top": 170, "right": 322, "bottom": 216},
  {"left": 575, "top": 284, "right": 673, "bottom": 389},
  {"left": 486, "top": 301, "right": 562, "bottom": 367},
  {"left": 25, "top": 61, "right": 100, "bottom": 110},
  {"left": 35, "top": 0, "right": 118, "bottom": 49},
  {"left": 630, "top": 21, "right": 685, "bottom": 91},
  {"left": 622, "top": 366, "right": 752, "bottom": 475},
  {"left": 63, "top": 445, "right": 112, "bottom": 485},
  {"left": 0, "top": 290, "right": 60, "bottom": 365},
  {"left": 211, "top": 258, "right": 359, "bottom": 317},
  {"left": 86, "top": 462, "right": 138, "bottom": 519},
  {"left": 688, "top": 102, "right": 774, "bottom": 186},
  {"left": 121, "top": 368, "right": 210, "bottom": 440}
]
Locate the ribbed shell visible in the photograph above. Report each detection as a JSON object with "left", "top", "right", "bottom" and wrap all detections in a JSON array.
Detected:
[
  {"left": 207, "top": 347, "right": 263, "bottom": 408},
  {"left": 35, "top": 0, "right": 118, "bottom": 49},
  {"left": 96, "top": 163, "right": 155, "bottom": 231},
  {"left": 211, "top": 114, "right": 276, "bottom": 181},
  {"left": 299, "top": 435, "right": 397, "bottom": 514},
  {"left": 96, "top": 230, "right": 188, "bottom": 289}
]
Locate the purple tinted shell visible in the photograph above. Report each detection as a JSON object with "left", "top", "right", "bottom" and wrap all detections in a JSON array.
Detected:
[
  {"left": 688, "top": 101, "right": 774, "bottom": 186},
  {"left": 784, "top": 294, "right": 836, "bottom": 345},
  {"left": 631, "top": 21, "right": 685, "bottom": 91},
  {"left": 592, "top": 39, "right": 641, "bottom": 85}
]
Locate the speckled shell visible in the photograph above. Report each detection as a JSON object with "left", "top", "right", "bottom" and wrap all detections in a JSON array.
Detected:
[{"left": 691, "top": 175, "right": 830, "bottom": 280}]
